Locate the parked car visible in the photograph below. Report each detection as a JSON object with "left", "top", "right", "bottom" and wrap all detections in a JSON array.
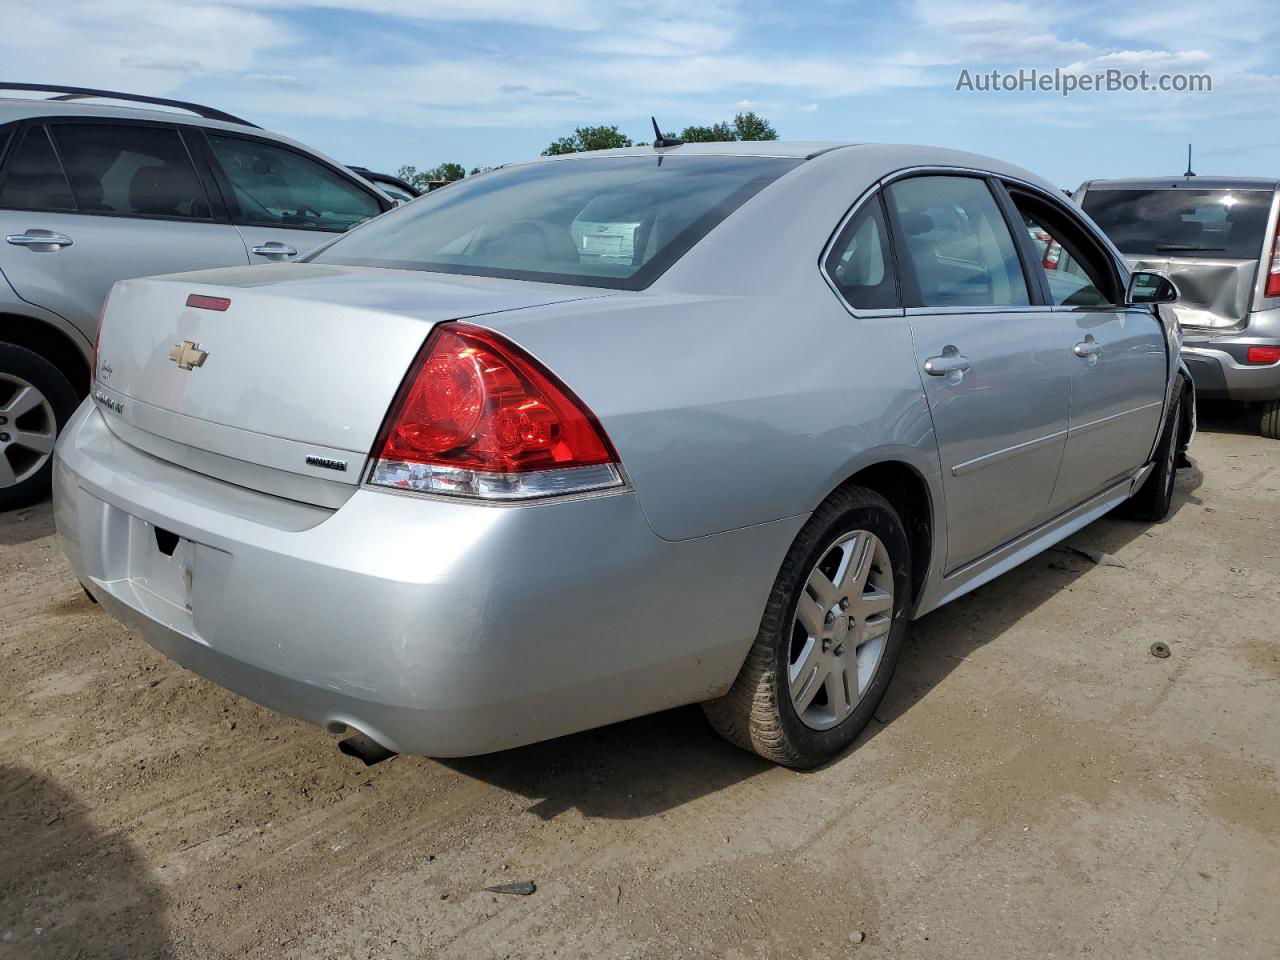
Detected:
[
  {"left": 54, "top": 142, "right": 1194, "bottom": 768},
  {"left": 347, "top": 166, "right": 421, "bottom": 204},
  {"left": 0, "top": 83, "right": 396, "bottom": 506},
  {"left": 1076, "top": 176, "right": 1280, "bottom": 438}
]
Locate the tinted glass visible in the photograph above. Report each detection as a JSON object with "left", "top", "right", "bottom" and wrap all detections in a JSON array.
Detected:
[
  {"left": 313, "top": 155, "right": 801, "bottom": 289},
  {"left": 207, "top": 135, "right": 381, "bottom": 232},
  {"left": 1082, "top": 188, "right": 1272, "bottom": 258},
  {"left": 825, "top": 196, "right": 898, "bottom": 309},
  {"left": 1019, "top": 212, "right": 1112, "bottom": 307},
  {"left": 0, "top": 127, "right": 75, "bottom": 211},
  {"left": 51, "top": 123, "right": 210, "bottom": 219},
  {"left": 886, "top": 176, "right": 1030, "bottom": 307}
]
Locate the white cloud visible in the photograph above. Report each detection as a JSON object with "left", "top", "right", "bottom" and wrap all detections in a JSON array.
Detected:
[
  {"left": 798, "top": 102, "right": 818, "bottom": 112},
  {"left": 734, "top": 99, "right": 757, "bottom": 108}
]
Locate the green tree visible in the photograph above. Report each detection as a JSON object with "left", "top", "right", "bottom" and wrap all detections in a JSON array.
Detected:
[
  {"left": 679, "top": 121, "right": 736, "bottom": 142},
  {"left": 397, "top": 163, "right": 466, "bottom": 191},
  {"left": 542, "top": 125, "right": 633, "bottom": 156},
  {"left": 732, "top": 111, "right": 778, "bottom": 141}
]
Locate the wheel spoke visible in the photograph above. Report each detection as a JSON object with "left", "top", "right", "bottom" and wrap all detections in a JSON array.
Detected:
[
  {"left": 805, "top": 566, "right": 840, "bottom": 610},
  {"left": 790, "top": 641, "right": 826, "bottom": 712},
  {"left": 0, "top": 452, "right": 16, "bottom": 487},
  {"left": 854, "top": 586, "right": 893, "bottom": 622},
  {"left": 11, "top": 430, "right": 54, "bottom": 455},
  {"left": 843, "top": 532, "right": 875, "bottom": 591},
  {"left": 795, "top": 591, "right": 827, "bottom": 638},
  {"left": 860, "top": 615, "right": 892, "bottom": 644},
  {"left": 1, "top": 385, "right": 43, "bottom": 419},
  {"left": 824, "top": 663, "right": 851, "bottom": 719}
]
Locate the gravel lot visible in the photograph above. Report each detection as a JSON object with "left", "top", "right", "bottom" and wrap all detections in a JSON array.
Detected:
[{"left": 2, "top": 403, "right": 1277, "bottom": 960}]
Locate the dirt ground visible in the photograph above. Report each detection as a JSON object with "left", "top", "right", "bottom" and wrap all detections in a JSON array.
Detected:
[{"left": 1, "top": 402, "right": 1277, "bottom": 960}]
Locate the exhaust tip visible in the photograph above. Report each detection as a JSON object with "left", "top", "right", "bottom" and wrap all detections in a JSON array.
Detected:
[{"left": 338, "top": 732, "right": 397, "bottom": 767}]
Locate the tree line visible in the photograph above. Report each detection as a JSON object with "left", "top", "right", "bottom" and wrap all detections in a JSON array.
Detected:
[{"left": 397, "top": 111, "right": 778, "bottom": 189}]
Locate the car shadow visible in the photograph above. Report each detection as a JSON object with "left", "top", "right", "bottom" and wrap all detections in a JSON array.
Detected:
[
  {"left": 0, "top": 498, "right": 56, "bottom": 547},
  {"left": 0, "top": 764, "right": 172, "bottom": 957},
  {"left": 1195, "top": 398, "right": 1261, "bottom": 437},
  {"left": 443, "top": 464, "right": 1205, "bottom": 814}
]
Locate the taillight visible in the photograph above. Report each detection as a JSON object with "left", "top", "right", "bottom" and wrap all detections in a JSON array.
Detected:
[
  {"left": 1043, "top": 240, "right": 1062, "bottom": 271},
  {"left": 368, "top": 322, "right": 623, "bottom": 500},
  {"left": 1267, "top": 221, "right": 1280, "bottom": 298},
  {"left": 1246, "top": 345, "right": 1280, "bottom": 365}
]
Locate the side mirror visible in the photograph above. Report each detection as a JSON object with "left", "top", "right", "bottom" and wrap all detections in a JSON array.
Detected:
[{"left": 1126, "top": 271, "right": 1178, "bottom": 305}]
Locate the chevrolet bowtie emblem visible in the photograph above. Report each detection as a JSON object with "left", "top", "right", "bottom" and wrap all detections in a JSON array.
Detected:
[{"left": 168, "top": 340, "right": 208, "bottom": 371}]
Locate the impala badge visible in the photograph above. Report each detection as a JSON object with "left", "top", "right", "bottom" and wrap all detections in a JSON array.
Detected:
[{"left": 169, "top": 340, "right": 208, "bottom": 371}]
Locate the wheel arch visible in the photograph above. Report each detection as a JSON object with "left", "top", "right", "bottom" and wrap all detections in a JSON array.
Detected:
[
  {"left": 827, "top": 458, "right": 937, "bottom": 614},
  {"left": 0, "top": 312, "right": 92, "bottom": 396}
]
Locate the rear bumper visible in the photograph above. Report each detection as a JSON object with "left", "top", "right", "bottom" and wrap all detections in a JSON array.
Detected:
[
  {"left": 1181, "top": 341, "right": 1280, "bottom": 402},
  {"left": 53, "top": 401, "right": 800, "bottom": 756}
]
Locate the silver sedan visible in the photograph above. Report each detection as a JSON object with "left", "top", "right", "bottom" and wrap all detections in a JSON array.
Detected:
[{"left": 53, "top": 141, "right": 1193, "bottom": 767}]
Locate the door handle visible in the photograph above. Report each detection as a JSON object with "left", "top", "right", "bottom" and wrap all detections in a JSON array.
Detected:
[
  {"left": 1074, "top": 335, "right": 1101, "bottom": 364},
  {"left": 251, "top": 242, "right": 298, "bottom": 260},
  {"left": 924, "top": 345, "right": 971, "bottom": 383},
  {"left": 7, "top": 230, "right": 74, "bottom": 250}
]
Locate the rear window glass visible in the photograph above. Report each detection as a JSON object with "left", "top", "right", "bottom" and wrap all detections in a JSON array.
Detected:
[
  {"left": 1082, "top": 188, "right": 1273, "bottom": 259},
  {"left": 312, "top": 155, "right": 801, "bottom": 289},
  {"left": 0, "top": 127, "right": 75, "bottom": 211}
]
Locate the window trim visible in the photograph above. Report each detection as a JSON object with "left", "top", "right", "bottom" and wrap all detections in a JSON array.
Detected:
[
  {"left": 880, "top": 169, "right": 1037, "bottom": 313},
  {"left": 1001, "top": 180, "right": 1126, "bottom": 308},
  {"left": 195, "top": 128, "right": 391, "bottom": 234},
  {"left": 818, "top": 185, "right": 904, "bottom": 317}
]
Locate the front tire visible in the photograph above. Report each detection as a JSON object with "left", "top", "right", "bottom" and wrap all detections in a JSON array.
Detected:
[
  {"left": 1125, "top": 380, "right": 1185, "bottom": 523},
  {"left": 0, "top": 343, "right": 79, "bottom": 510},
  {"left": 702, "top": 485, "right": 912, "bottom": 768}
]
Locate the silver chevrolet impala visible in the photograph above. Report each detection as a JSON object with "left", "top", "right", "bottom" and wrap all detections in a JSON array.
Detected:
[{"left": 53, "top": 141, "right": 1194, "bottom": 768}]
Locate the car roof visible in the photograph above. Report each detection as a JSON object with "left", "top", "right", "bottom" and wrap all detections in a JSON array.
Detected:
[
  {"left": 534, "top": 140, "right": 858, "bottom": 161},
  {"left": 1083, "top": 175, "right": 1280, "bottom": 191}
]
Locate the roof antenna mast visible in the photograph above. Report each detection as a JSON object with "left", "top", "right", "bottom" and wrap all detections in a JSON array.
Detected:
[
  {"left": 651, "top": 116, "right": 684, "bottom": 149},
  {"left": 1184, "top": 143, "right": 1195, "bottom": 178}
]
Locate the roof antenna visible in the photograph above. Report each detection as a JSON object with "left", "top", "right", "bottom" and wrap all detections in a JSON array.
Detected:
[
  {"left": 1184, "top": 143, "right": 1195, "bottom": 178},
  {"left": 651, "top": 116, "right": 683, "bottom": 149}
]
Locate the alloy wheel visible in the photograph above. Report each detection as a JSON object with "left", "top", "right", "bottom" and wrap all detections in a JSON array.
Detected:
[
  {"left": 788, "top": 529, "right": 895, "bottom": 730},
  {"left": 0, "top": 373, "right": 57, "bottom": 488}
]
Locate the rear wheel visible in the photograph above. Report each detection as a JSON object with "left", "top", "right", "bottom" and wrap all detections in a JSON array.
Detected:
[
  {"left": 0, "top": 343, "right": 79, "bottom": 510},
  {"left": 1262, "top": 399, "right": 1280, "bottom": 440},
  {"left": 1125, "top": 382, "right": 1185, "bottom": 523},
  {"left": 702, "top": 486, "right": 911, "bottom": 768}
]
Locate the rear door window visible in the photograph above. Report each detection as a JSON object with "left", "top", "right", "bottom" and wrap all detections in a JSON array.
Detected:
[
  {"left": 1081, "top": 188, "right": 1273, "bottom": 259},
  {"left": 0, "top": 126, "right": 75, "bottom": 211},
  {"left": 824, "top": 195, "right": 899, "bottom": 310},
  {"left": 885, "top": 175, "right": 1031, "bottom": 308},
  {"left": 49, "top": 123, "right": 212, "bottom": 219},
  {"left": 205, "top": 134, "right": 382, "bottom": 232}
]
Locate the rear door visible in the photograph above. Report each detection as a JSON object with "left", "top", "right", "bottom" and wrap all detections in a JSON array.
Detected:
[
  {"left": 197, "top": 131, "right": 387, "bottom": 263},
  {"left": 1007, "top": 185, "right": 1168, "bottom": 513},
  {"left": 886, "top": 174, "right": 1071, "bottom": 571},
  {"left": 0, "top": 120, "right": 250, "bottom": 332}
]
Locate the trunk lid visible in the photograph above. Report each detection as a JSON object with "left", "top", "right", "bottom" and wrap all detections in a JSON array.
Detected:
[{"left": 94, "top": 263, "right": 610, "bottom": 502}]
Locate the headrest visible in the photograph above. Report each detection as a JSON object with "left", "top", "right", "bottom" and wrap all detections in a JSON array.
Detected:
[
  {"left": 899, "top": 211, "right": 934, "bottom": 236},
  {"left": 129, "top": 165, "right": 187, "bottom": 215}
]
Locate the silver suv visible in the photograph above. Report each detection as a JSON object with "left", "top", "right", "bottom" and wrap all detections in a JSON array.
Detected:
[
  {"left": 0, "top": 84, "right": 394, "bottom": 506},
  {"left": 1076, "top": 176, "right": 1280, "bottom": 438}
]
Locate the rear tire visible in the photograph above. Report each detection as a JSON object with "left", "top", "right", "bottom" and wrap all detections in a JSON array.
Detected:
[
  {"left": 1262, "top": 399, "right": 1280, "bottom": 440},
  {"left": 702, "top": 485, "right": 912, "bottom": 768},
  {"left": 1125, "top": 381, "right": 1185, "bottom": 523},
  {"left": 0, "top": 343, "right": 79, "bottom": 510}
]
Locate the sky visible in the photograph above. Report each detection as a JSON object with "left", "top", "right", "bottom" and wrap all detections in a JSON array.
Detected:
[{"left": 3, "top": 0, "right": 1277, "bottom": 188}]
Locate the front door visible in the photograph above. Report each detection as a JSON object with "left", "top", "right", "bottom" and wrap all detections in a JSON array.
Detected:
[
  {"left": 1007, "top": 188, "right": 1169, "bottom": 514},
  {"left": 886, "top": 174, "right": 1071, "bottom": 571}
]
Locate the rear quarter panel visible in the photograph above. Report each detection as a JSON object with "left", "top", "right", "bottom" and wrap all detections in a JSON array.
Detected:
[{"left": 480, "top": 150, "right": 944, "bottom": 542}]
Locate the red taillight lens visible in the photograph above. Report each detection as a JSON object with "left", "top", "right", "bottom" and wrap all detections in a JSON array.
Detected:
[
  {"left": 1267, "top": 222, "right": 1280, "bottom": 298},
  {"left": 1246, "top": 345, "right": 1280, "bottom": 365},
  {"left": 1043, "top": 240, "right": 1062, "bottom": 270},
  {"left": 368, "top": 322, "right": 622, "bottom": 500}
]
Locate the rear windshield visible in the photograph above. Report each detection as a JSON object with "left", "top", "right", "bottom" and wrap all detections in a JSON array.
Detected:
[
  {"left": 310, "top": 155, "right": 800, "bottom": 289},
  {"left": 1081, "top": 188, "right": 1273, "bottom": 259}
]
